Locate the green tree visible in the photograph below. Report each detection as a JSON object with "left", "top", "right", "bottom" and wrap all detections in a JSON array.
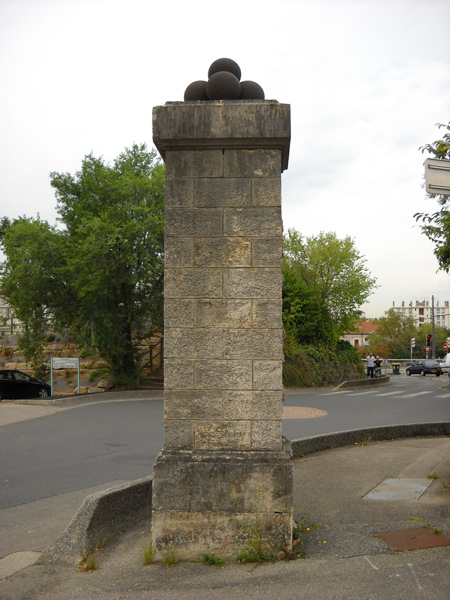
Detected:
[
  {"left": 282, "top": 264, "right": 333, "bottom": 345},
  {"left": 0, "top": 217, "right": 68, "bottom": 377},
  {"left": 369, "top": 309, "right": 417, "bottom": 358},
  {"left": 0, "top": 144, "right": 164, "bottom": 385},
  {"left": 415, "top": 121, "right": 450, "bottom": 272},
  {"left": 283, "top": 228, "right": 377, "bottom": 342}
]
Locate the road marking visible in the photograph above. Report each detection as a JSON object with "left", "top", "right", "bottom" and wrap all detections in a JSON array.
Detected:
[
  {"left": 397, "top": 391, "right": 433, "bottom": 398},
  {"left": 435, "top": 393, "right": 450, "bottom": 398},
  {"left": 347, "top": 391, "right": 378, "bottom": 396},
  {"left": 376, "top": 391, "right": 403, "bottom": 397}
]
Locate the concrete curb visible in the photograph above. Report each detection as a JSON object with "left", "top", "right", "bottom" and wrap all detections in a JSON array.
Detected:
[
  {"left": 39, "top": 421, "right": 450, "bottom": 566},
  {"left": 39, "top": 476, "right": 152, "bottom": 566},
  {"left": 291, "top": 421, "right": 450, "bottom": 457},
  {"left": 334, "top": 375, "right": 390, "bottom": 390}
]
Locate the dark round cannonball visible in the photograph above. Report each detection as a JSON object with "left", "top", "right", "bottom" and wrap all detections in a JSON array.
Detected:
[
  {"left": 184, "top": 80, "right": 208, "bottom": 101},
  {"left": 206, "top": 71, "right": 241, "bottom": 100},
  {"left": 239, "top": 80, "right": 265, "bottom": 100},
  {"left": 208, "top": 58, "right": 241, "bottom": 81}
]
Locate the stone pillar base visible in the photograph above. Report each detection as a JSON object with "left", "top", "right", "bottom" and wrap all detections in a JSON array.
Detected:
[{"left": 151, "top": 448, "right": 293, "bottom": 559}]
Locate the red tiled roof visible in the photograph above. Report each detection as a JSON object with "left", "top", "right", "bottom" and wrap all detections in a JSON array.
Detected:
[{"left": 347, "top": 321, "right": 378, "bottom": 334}]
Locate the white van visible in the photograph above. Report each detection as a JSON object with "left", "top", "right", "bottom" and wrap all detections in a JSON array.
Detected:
[{"left": 439, "top": 354, "right": 450, "bottom": 372}]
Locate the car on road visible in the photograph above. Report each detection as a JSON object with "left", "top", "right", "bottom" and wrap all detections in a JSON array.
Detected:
[
  {"left": 0, "top": 369, "right": 51, "bottom": 400},
  {"left": 405, "top": 360, "right": 443, "bottom": 377}
]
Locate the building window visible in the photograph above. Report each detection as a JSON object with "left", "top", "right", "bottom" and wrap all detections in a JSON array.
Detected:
[{"left": 354, "top": 339, "right": 359, "bottom": 347}]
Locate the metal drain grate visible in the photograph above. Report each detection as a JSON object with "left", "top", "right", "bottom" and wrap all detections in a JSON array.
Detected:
[
  {"left": 363, "top": 478, "right": 431, "bottom": 501},
  {"left": 376, "top": 528, "right": 450, "bottom": 551}
]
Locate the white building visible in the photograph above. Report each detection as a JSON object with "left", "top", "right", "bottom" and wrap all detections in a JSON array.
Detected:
[
  {"left": 391, "top": 299, "right": 450, "bottom": 329},
  {"left": 0, "top": 294, "right": 23, "bottom": 335}
]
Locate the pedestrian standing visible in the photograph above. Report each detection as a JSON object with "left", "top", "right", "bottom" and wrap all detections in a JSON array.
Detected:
[{"left": 366, "top": 353, "right": 375, "bottom": 378}]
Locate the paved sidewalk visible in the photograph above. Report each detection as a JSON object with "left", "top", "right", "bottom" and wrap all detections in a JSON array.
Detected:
[{"left": 1, "top": 436, "right": 449, "bottom": 599}]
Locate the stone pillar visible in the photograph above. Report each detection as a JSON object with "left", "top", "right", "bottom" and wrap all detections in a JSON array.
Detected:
[{"left": 151, "top": 99, "right": 292, "bottom": 559}]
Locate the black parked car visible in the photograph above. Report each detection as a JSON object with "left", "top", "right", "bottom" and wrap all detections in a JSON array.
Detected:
[
  {"left": 0, "top": 369, "right": 51, "bottom": 400},
  {"left": 405, "top": 360, "right": 442, "bottom": 377}
]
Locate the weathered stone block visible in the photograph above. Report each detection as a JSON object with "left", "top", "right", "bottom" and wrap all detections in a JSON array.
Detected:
[
  {"left": 195, "top": 178, "right": 251, "bottom": 207},
  {"left": 251, "top": 237, "right": 283, "bottom": 267},
  {"left": 165, "top": 149, "right": 222, "bottom": 178},
  {"left": 164, "top": 359, "right": 193, "bottom": 389},
  {"left": 164, "top": 420, "right": 194, "bottom": 449},
  {"left": 251, "top": 420, "right": 282, "bottom": 451},
  {"left": 151, "top": 509, "right": 293, "bottom": 560},
  {"left": 152, "top": 450, "right": 293, "bottom": 513},
  {"left": 164, "top": 390, "right": 223, "bottom": 420},
  {"left": 223, "top": 149, "right": 281, "bottom": 178},
  {"left": 195, "top": 421, "right": 251, "bottom": 450},
  {"left": 194, "top": 360, "right": 252, "bottom": 389},
  {"left": 194, "top": 237, "right": 251, "bottom": 267},
  {"left": 165, "top": 268, "right": 222, "bottom": 298},
  {"left": 165, "top": 178, "right": 194, "bottom": 207},
  {"left": 164, "top": 238, "right": 194, "bottom": 267},
  {"left": 153, "top": 101, "right": 291, "bottom": 172},
  {"left": 223, "top": 329, "right": 283, "bottom": 359},
  {"left": 222, "top": 390, "right": 283, "bottom": 420},
  {"left": 164, "top": 299, "right": 194, "bottom": 328},
  {"left": 223, "top": 207, "right": 282, "bottom": 237},
  {"left": 165, "top": 208, "right": 222, "bottom": 237},
  {"left": 223, "top": 268, "right": 282, "bottom": 299},
  {"left": 253, "top": 360, "right": 283, "bottom": 390},
  {"left": 165, "top": 328, "right": 223, "bottom": 359},
  {"left": 252, "top": 299, "right": 282, "bottom": 328},
  {"left": 251, "top": 178, "right": 281, "bottom": 206},
  {"left": 195, "top": 299, "right": 252, "bottom": 328}
]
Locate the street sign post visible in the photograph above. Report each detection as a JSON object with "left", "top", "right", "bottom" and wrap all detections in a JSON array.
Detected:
[
  {"left": 424, "top": 158, "right": 450, "bottom": 195},
  {"left": 50, "top": 357, "right": 81, "bottom": 395}
]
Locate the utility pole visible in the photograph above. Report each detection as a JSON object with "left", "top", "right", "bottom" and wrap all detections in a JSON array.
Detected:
[{"left": 431, "top": 295, "right": 436, "bottom": 359}]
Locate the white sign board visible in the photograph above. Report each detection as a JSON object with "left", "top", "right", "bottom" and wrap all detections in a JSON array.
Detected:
[
  {"left": 52, "top": 357, "right": 79, "bottom": 369},
  {"left": 424, "top": 158, "right": 450, "bottom": 195}
]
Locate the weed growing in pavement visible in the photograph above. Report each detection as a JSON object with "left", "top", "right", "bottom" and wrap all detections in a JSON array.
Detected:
[
  {"left": 163, "top": 548, "right": 178, "bottom": 567},
  {"left": 235, "top": 515, "right": 274, "bottom": 564},
  {"left": 358, "top": 435, "right": 371, "bottom": 446},
  {"left": 283, "top": 518, "right": 323, "bottom": 559},
  {"left": 427, "top": 472, "right": 439, "bottom": 480},
  {"left": 78, "top": 552, "right": 98, "bottom": 572},
  {"left": 142, "top": 540, "right": 155, "bottom": 565},
  {"left": 203, "top": 553, "right": 225, "bottom": 567},
  {"left": 95, "top": 539, "right": 107, "bottom": 552}
]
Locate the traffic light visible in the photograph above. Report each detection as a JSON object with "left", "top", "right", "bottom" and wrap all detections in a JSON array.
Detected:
[
  {"left": 410, "top": 337, "right": 416, "bottom": 347},
  {"left": 426, "top": 334, "right": 432, "bottom": 347}
]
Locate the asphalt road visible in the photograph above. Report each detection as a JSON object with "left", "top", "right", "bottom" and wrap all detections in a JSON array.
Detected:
[
  {"left": 1, "top": 375, "right": 449, "bottom": 511},
  {"left": 283, "top": 373, "right": 450, "bottom": 441}
]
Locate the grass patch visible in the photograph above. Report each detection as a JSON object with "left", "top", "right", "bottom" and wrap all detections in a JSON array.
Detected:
[{"left": 427, "top": 472, "right": 439, "bottom": 480}]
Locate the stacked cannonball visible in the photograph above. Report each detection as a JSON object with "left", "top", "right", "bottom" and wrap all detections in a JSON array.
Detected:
[{"left": 184, "top": 58, "right": 265, "bottom": 101}]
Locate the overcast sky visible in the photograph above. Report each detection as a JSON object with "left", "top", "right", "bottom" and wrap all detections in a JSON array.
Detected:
[{"left": 1, "top": 0, "right": 449, "bottom": 318}]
